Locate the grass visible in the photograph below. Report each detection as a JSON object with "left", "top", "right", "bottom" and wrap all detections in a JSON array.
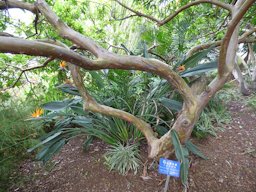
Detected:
[
  {"left": 246, "top": 95, "right": 256, "bottom": 110},
  {"left": 0, "top": 101, "right": 43, "bottom": 191}
]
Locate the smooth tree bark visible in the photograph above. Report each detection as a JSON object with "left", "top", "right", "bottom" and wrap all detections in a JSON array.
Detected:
[
  {"left": 0, "top": 0, "right": 255, "bottom": 158},
  {"left": 248, "top": 43, "right": 256, "bottom": 90},
  {"left": 232, "top": 59, "right": 251, "bottom": 96}
]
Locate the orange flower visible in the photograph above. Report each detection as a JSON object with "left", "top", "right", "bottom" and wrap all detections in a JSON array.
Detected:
[
  {"left": 59, "top": 61, "right": 67, "bottom": 68},
  {"left": 177, "top": 65, "right": 185, "bottom": 72},
  {"left": 64, "top": 79, "right": 72, "bottom": 85},
  {"left": 31, "top": 108, "right": 44, "bottom": 118}
]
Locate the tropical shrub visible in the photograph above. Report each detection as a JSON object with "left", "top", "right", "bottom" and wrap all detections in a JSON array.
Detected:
[{"left": 104, "top": 143, "right": 141, "bottom": 175}]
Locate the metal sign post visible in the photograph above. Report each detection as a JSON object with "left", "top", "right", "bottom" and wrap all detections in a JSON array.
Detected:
[
  {"left": 158, "top": 158, "right": 180, "bottom": 192},
  {"left": 163, "top": 175, "right": 171, "bottom": 192}
]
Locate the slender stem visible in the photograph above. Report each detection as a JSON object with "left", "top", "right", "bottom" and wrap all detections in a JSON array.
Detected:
[
  {"left": 114, "top": 0, "right": 232, "bottom": 26},
  {"left": 114, "top": 0, "right": 160, "bottom": 23},
  {"left": 159, "top": 0, "right": 233, "bottom": 26}
]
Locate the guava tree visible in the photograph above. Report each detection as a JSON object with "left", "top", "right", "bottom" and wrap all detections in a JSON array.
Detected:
[{"left": 0, "top": 0, "right": 255, "bottom": 159}]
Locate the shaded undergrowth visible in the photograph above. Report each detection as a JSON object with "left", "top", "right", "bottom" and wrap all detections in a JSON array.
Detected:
[{"left": 0, "top": 102, "right": 43, "bottom": 192}]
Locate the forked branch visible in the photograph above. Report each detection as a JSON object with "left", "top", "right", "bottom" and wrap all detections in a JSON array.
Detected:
[
  {"left": 69, "top": 64, "right": 157, "bottom": 144},
  {"left": 114, "top": 0, "right": 233, "bottom": 26},
  {"left": 218, "top": 0, "right": 255, "bottom": 77},
  {"left": 0, "top": 0, "right": 197, "bottom": 108}
]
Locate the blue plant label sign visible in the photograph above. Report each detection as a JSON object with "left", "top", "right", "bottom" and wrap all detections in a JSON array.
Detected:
[{"left": 158, "top": 158, "right": 180, "bottom": 177}]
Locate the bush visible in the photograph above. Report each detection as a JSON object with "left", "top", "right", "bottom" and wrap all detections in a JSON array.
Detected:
[{"left": 104, "top": 143, "right": 141, "bottom": 175}]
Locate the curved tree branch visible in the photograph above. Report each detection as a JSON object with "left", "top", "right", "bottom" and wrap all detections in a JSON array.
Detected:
[
  {"left": 36, "top": 0, "right": 106, "bottom": 57},
  {"left": 69, "top": 64, "right": 157, "bottom": 144},
  {"left": 239, "top": 27, "right": 256, "bottom": 41},
  {"left": 187, "top": 37, "right": 256, "bottom": 57},
  {"left": 0, "top": 32, "right": 14, "bottom": 37},
  {"left": 0, "top": 0, "right": 37, "bottom": 13},
  {"left": 159, "top": 0, "right": 233, "bottom": 26},
  {"left": 198, "top": 0, "right": 255, "bottom": 110},
  {"left": 111, "top": 14, "right": 137, "bottom": 21},
  {"left": 0, "top": 36, "right": 196, "bottom": 107},
  {"left": 218, "top": 0, "right": 256, "bottom": 77},
  {"left": 114, "top": 0, "right": 233, "bottom": 26},
  {"left": 35, "top": 0, "right": 197, "bottom": 107}
]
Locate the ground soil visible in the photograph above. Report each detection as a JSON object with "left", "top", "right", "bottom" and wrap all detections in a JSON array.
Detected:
[{"left": 9, "top": 101, "right": 256, "bottom": 192}]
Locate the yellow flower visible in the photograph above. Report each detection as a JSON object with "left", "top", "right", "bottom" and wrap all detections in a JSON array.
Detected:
[
  {"left": 177, "top": 65, "right": 186, "bottom": 72},
  {"left": 31, "top": 108, "right": 44, "bottom": 118},
  {"left": 59, "top": 61, "right": 67, "bottom": 68}
]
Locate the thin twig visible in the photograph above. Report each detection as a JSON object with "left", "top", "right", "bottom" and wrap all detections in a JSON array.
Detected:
[
  {"left": 148, "top": 51, "right": 167, "bottom": 63},
  {"left": 111, "top": 14, "right": 137, "bottom": 21},
  {"left": 114, "top": 0, "right": 233, "bottom": 27},
  {"left": 1, "top": 57, "right": 54, "bottom": 91},
  {"left": 114, "top": 0, "right": 160, "bottom": 24},
  {"left": 159, "top": 0, "right": 233, "bottom": 26}
]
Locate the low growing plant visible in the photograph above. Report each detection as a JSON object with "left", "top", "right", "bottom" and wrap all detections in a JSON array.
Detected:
[
  {"left": 104, "top": 143, "right": 141, "bottom": 175},
  {"left": 246, "top": 95, "right": 256, "bottom": 110}
]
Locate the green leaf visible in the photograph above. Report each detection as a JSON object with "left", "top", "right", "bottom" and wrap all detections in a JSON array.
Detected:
[
  {"left": 180, "top": 61, "right": 217, "bottom": 77},
  {"left": 35, "top": 145, "right": 50, "bottom": 160},
  {"left": 27, "top": 131, "right": 62, "bottom": 152},
  {"left": 159, "top": 97, "right": 182, "bottom": 112},
  {"left": 171, "top": 130, "right": 183, "bottom": 160},
  {"left": 72, "top": 116, "right": 93, "bottom": 127},
  {"left": 180, "top": 157, "right": 189, "bottom": 186},
  {"left": 54, "top": 117, "right": 73, "bottom": 129},
  {"left": 70, "top": 105, "right": 86, "bottom": 115},
  {"left": 90, "top": 71, "right": 105, "bottom": 88},
  {"left": 57, "top": 84, "right": 80, "bottom": 96},
  {"left": 155, "top": 125, "right": 169, "bottom": 136},
  {"left": 42, "top": 100, "right": 71, "bottom": 111},
  {"left": 39, "top": 139, "right": 66, "bottom": 163},
  {"left": 175, "top": 46, "right": 213, "bottom": 69},
  {"left": 185, "top": 140, "right": 208, "bottom": 160},
  {"left": 83, "top": 136, "right": 94, "bottom": 151},
  {"left": 171, "top": 130, "right": 189, "bottom": 187}
]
